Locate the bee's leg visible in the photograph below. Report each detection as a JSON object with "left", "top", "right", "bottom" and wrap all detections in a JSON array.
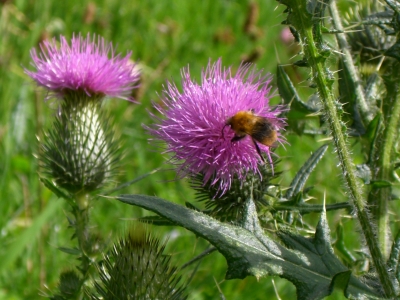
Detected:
[
  {"left": 252, "top": 139, "right": 266, "bottom": 164},
  {"left": 231, "top": 135, "right": 246, "bottom": 142},
  {"left": 266, "top": 150, "right": 274, "bottom": 175},
  {"left": 221, "top": 124, "right": 228, "bottom": 138}
]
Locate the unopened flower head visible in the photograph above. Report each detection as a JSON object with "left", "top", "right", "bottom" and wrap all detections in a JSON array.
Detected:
[
  {"left": 25, "top": 33, "right": 140, "bottom": 101},
  {"left": 150, "top": 59, "right": 286, "bottom": 195},
  {"left": 92, "top": 226, "right": 187, "bottom": 299}
]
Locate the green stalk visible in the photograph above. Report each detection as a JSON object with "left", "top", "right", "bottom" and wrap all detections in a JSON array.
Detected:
[
  {"left": 73, "top": 192, "right": 91, "bottom": 300},
  {"left": 376, "top": 82, "right": 400, "bottom": 259},
  {"left": 34, "top": 89, "right": 47, "bottom": 288},
  {"left": 329, "top": 2, "right": 372, "bottom": 126},
  {"left": 330, "top": 0, "right": 394, "bottom": 259},
  {"left": 286, "top": 0, "right": 397, "bottom": 296}
]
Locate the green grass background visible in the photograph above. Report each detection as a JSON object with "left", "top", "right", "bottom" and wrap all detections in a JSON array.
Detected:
[{"left": 0, "top": 0, "right": 359, "bottom": 299}]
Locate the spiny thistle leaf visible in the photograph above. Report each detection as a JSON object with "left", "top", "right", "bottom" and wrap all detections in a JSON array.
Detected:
[
  {"left": 362, "top": 113, "right": 382, "bottom": 168},
  {"left": 116, "top": 194, "right": 382, "bottom": 299},
  {"left": 138, "top": 215, "right": 174, "bottom": 226},
  {"left": 333, "top": 223, "right": 357, "bottom": 266},
  {"left": 57, "top": 247, "right": 81, "bottom": 256},
  {"left": 364, "top": 74, "right": 383, "bottom": 108},
  {"left": 328, "top": 271, "right": 352, "bottom": 298},
  {"left": 355, "top": 164, "right": 372, "bottom": 185},
  {"left": 90, "top": 226, "right": 187, "bottom": 300},
  {"left": 102, "top": 168, "right": 160, "bottom": 196},
  {"left": 276, "top": 65, "right": 322, "bottom": 134},
  {"left": 388, "top": 231, "right": 400, "bottom": 283},
  {"left": 385, "top": 42, "right": 400, "bottom": 61},
  {"left": 278, "top": 0, "right": 330, "bottom": 51},
  {"left": 365, "top": 113, "right": 381, "bottom": 143},
  {"left": 272, "top": 195, "right": 351, "bottom": 215},
  {"left": 40, "top": 178, "right": 73, "bottom": 201},
  {"left": 285, "top": 144, "right": 328, "bottom": 200},
  {"left": 384, "top": 0, "right": 400, "bottom": 15},
  {"left": 278, "top": 210, "right": 361, "bottom": 299},
  {"left": 276, "top": 65, "right": 315, "bottom": 114},
  {"left": 370, "top": 180, "right": 392, "bottom": 189},
  {"left": 305, "top": 0, "right": 330, "bottom": 23},
  {"left": 343, "top": 3, "right": 395, "bottom": 72}
]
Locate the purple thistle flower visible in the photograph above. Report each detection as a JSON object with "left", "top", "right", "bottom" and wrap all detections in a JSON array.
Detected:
[
  {"left": 149, "top": 59, "right": 286, "bottom": 195},
  {"left": 25, "top": 33, "right": 140, "bottom": 101}
]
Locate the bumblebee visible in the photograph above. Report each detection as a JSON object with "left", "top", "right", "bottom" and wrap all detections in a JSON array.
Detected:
[{"left": 225, "top": 110, "right": 277, "bottom": 162}]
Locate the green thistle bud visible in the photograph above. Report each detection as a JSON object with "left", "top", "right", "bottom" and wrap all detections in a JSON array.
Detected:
[
  {"left": 40, "top": 93, "right": 120, "bottom": 195},
  {"left": 192, "top": 161, "right": 279, "bottom": 223},
  {"left": 91, "top": 226, "right": 187, "bottom": 300},
  {"left": 51, "top": 270, "right": 81, "bottom": 300},
  {"left": 343, "top": 2, "right": 395, "bottom": 74}
]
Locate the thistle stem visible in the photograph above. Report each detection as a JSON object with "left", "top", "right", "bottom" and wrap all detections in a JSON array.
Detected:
[
  {"left": 376, "top": 79, "right": 400, "bottom": 258},
  {"left": 73, "top": 193, "right": 91, "bottom": 299},
  {"left": 34, "top": 89, "right": 47, "bottom": 288},
  {"left": 288, "top": 0, "right": 397, "bottom": 296},
  {"left": 329, "top": 2, "right": 372, "bottom": 125}
]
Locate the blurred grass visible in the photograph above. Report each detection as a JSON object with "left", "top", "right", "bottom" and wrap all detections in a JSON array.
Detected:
[{"left": 0, "top": 0, "right": 355, "bottom": 299}]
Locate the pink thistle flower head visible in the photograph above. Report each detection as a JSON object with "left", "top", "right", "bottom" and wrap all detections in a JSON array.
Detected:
[
  {"left": 149, "top": 59, "right": 286, "bottom": 196},
  {"left": 25, "top": 33, "right": 140, "bottom": 101}
]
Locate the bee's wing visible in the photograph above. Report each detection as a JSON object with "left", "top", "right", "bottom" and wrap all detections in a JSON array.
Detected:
[{"left": 252, "top": 118, "right": 277, "bottom": 146}]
